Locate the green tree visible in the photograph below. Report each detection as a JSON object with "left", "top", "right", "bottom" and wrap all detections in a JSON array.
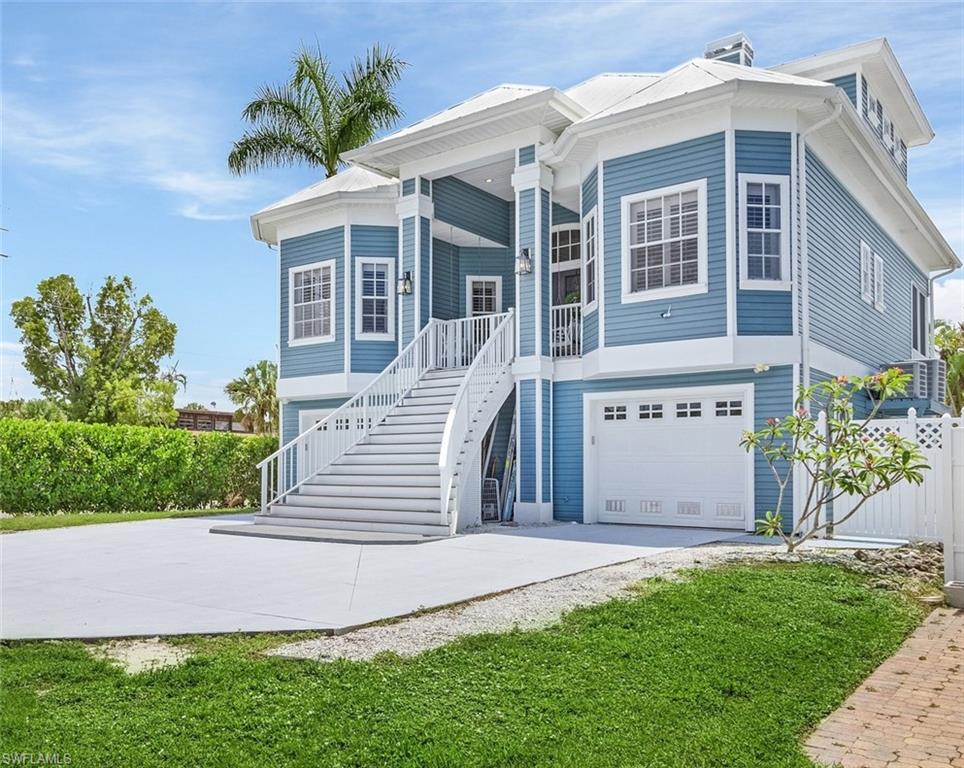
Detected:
[
  {"left": 934, "top": 320, "right": 964, "bottom": 416},
  {"left": 0, "top": 398, "right": 67, "bottom": 421},
  {"left": 228, "top": 44, "right": 407, "bottom": 178},
  {"left": 741, "top": 368, "right": 928, "bottom": 552},
  {"left": 225, "top": 360, "right": 278, "bottom": 435},
  {"left": 182, "top": 402, "right": 209, "bottom": 411},
  {"left": 10, "top": 274, "right": 179, "bottom": 425}
]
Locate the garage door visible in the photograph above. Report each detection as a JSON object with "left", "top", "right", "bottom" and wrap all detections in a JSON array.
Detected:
[{"left": 592, "top": 391, "right": 750, "bottom": 529}]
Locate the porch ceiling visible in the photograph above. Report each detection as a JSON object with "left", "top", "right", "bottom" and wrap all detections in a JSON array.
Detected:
[{"left": 452, "top": 157, "right": 515, "bottom": 202}]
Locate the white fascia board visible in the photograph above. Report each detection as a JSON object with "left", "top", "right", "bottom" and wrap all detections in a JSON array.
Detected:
[
  {"left": 397, "top": 126, "right": 555, "bottom": 180},
  {"left": 580, "top": 335, "right": 800, "bottom": 379},
  {"left": 808, "top": 342, "right": 877, "bottom": 378},
  {"left": 277, "top": 372, "right": 378, "bottom": 401},
  {"left": 254, "top": 191, "right": 397, "bottom": 245}
]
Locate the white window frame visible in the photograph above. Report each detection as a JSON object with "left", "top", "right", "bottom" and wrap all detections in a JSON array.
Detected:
[
  {"left": 738, "top": 173, "right": 791, "bottom": 291},
  {"left": 465, "top": 275, "right": 503, "bottom": 317},
  {"left": 550, "top": 223, "right": 582, "bottom": 272},
  {"left": 620, "top": 178, "right": 708, "bottom": 304},
  {"left": 353, "top": 256, "right": 395, "bottom": 342},
  {"left": 860, "top": 241, "right": 874, "bottom": 303},
  {"left": 582, "top": 208, "right": 598, "bottom": 313},
  {"left": 873, "top": 253, "right": 885, "bottom": 312},
  {"left": 911, "top": 284, "right": 928, "bottom": 357},
  {"left": 288, "top": 258, "right": 336, "bottom": 346}
]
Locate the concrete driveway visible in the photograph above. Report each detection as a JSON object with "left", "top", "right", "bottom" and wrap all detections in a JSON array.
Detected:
[{"left": 1, "top": 516, "right": 745, "bottom": 640}]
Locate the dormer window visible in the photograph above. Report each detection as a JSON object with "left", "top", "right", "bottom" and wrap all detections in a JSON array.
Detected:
[{"left": 861, "top": 76, "right": 908, "bottom": 178}]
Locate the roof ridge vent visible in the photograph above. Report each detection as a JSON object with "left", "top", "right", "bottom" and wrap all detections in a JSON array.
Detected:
[{"left": 704, "top": 33, "right": 754, "bottom": 67}]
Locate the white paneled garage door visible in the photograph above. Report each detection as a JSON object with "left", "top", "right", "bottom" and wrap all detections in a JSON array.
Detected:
[{"left": 589, "top": 387, "right": 752, "bottom": 529}]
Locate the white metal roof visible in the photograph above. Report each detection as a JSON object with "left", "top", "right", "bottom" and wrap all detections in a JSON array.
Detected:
[
  {"left": 563, "top": 73, "right": 661, "bottom": 116},
  {"left": 254, "top": 165, "right": 397, "bottom": 216}
]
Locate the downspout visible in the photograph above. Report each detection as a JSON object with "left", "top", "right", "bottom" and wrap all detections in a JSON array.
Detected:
[{"left": 798, "top": 100, "right": 842, "bottom": 391}]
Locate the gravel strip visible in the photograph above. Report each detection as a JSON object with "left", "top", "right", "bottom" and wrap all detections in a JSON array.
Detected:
[{"left": 272, "top": 542, "right": 775, "bottom": 662}]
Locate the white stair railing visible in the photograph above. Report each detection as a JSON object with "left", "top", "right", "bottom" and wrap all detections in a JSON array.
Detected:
[
  {"left": 258, "top": 319, "right": 441, "bottom": 511},
  {"left": 437, "top": 309, "right": 516, "bottom": 531}
]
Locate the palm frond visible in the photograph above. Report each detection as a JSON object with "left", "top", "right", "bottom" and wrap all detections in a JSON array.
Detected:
[{"left": 227, "top": 127, "right": 324, "bottom": 175}]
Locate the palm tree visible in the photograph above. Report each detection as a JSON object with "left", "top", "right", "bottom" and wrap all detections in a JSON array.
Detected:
[
  {"left": 225, "top": 360, "right": 278, "bottom": 435},
  {"left": 228, "top": 44, "right": 407, "bottom": 178}
]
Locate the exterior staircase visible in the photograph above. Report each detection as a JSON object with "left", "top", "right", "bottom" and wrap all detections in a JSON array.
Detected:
[{"left": 212, "top": 313, "right": 515, "bottom": 544}]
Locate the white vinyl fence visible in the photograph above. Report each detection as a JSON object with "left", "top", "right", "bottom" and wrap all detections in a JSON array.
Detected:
[{"left": 828, "top": 410, "right": 963, "bottom": 584}]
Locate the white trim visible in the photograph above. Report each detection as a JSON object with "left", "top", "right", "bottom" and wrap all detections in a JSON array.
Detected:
[
  {"left": 873, "top": 252, "right": 886, "bottom": 312},
  {"left": 298, "top": 408, "right": 335, "bottom": 435},
  {"left": 277, "top": 372, "right": 378, "bottom": 400},
  {"left": 725, "top": 127, "right": 737, "bottom": 335},
  {"left": 790, "top": 131, "right": 799, "bottom": 337},
  {"left": 809, "top": 341, "right": 876, "bottom": 378},
  {"left": 738, "top": 173, "right": 792, "bottom": 291},
  {"left": 353, "top": 256, "right": 396, "bottom": 342},
  {"left": 619, "top": 178, "right": 709, "bottom": 304},
  {"left": 582, "top": 382, "right": 755, "bottom": 530},
  {"left": 343, "top": 218, "right": 352, "bottom": 373},
  {"left": 597, "top": 160, "right": 605, "bottom": 347},
  {"left": 582, "top": 206, "right": 599, "bottom": 313},
  {"left": 535, "top": 377, "right": 543, "bottom": 504},
  {"left": 465, "top": 275, "right": 503, "bottom": 317},
  {"left": 536, "top": 184, "right": 545, "bottom": 356},
  {"left": 287, "top": 258, "right": 337, "bottom": 346}
]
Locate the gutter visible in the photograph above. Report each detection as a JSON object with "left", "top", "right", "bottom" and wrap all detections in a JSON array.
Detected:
[{"left": 799, "top": 100, "right": 843, "bottom": 391}]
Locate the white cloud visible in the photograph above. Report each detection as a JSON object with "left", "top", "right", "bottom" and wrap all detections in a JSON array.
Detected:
[
  {"left": 3, "top": 63, "right": 264, "bottom": 220},
  {"left": 934, "top": 274, "right": 964, "bottom": 324},
  {"left": 0, "top": 341, "right": 41, "bottom": 401}
]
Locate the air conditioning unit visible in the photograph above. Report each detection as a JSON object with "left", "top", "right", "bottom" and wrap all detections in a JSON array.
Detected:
[
  {"left": 927, "top": 358, "right": 947, "bottom": 403},
  {"left": 886, "top": 361, "right": 929, "bottom": 399}
]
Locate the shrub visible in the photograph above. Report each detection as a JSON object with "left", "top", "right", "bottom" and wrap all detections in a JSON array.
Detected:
[{"left": 0, "top": 419, "right": 277, "bottom": 514}]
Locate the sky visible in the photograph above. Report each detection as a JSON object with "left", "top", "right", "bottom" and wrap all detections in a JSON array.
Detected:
[{"left": 2, "top": 1, "right": 962, "bottom": 408}]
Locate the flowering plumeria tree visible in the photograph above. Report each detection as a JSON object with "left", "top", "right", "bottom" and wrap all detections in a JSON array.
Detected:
[{"left": 740, "top": 368, "right": 929, "bottom": 552}]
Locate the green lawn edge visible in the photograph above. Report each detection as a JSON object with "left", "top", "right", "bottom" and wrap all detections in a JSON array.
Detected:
[{"left": 0, "top": 508, "right": 250, "bottom": 532}]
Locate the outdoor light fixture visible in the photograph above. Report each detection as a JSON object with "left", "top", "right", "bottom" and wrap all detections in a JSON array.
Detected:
[
  {"left": 484, "top": 178, "right": 493, "bottom": 183},
  {"left": 516, "top": 248, "right": 532, "bottom": 275},
  {"left": 397, "top": 271, "right": 413, "bottom": 295}
]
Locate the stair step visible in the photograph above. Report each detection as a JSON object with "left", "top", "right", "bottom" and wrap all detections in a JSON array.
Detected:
[
  {"left": 260, "top": 510, "right": 450, "bottom": 537},
  {"left": 338, "top": 451, "right": 439, "bottom": 466},
  {"left": 327, "top": 463, "right": 439, "bottom": 476},
  {"left": 297, "top": 483, "right": 438, "bottom": 499},
  {"left": 282, "top": 495, "right": 442, "bottom": 514},
  {"left": 394, "top": 402, "right": 452, "bottom": 416},
  {"left": 383, "top": 412, "right": 449, "bottom": 425},
  {"left": 353, "top": 442, "right": 441, "bottom": 455},
  {"left": 403, "top": 392, "right": 458, "bottom": 406},
  {"left": 211, "top": 523, "right": 443, "bottom": 545},
  {"left": 422, "top": 368, "right": 467, "bottom": 381},
  {"left": 371, "top": 422, "right": 446, "bottom": 435},
  {"left": 365, "top": 432, "right": 442, "bottom": 446},
  {"left": 306, "top": 473, "right": 439, "bottom": 487}
]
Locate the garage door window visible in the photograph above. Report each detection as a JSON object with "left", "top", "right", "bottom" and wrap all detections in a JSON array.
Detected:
[
  {"left": 603, "top": 405, "right": 627, "bottom": 421},
  {"left": 638, "top": 403, "right": 663, "bottom": 419},
  {"left": 676, "top": 401, "right": 702, "bottom": 418},
  {"left": 715, "top": 400, "right": 743, "bottom": 416}
]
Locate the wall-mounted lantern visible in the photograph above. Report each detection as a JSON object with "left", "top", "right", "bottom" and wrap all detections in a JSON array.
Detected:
[
  {"left": 516, "top": 248, "right": 532, "bottom": 275},
  {"left": 397, "top": 271, "right": 413, "bottom": 295}
]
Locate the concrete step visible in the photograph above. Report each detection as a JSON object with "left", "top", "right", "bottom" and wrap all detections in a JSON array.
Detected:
[
  {"left": 352, "top": 442, "right": 441, "bottom": 455},
  {"left": 365, "top": 432, "right": 442, "bottom": 446},
  {"left": 383, "top": 412, "right": 449, "bottom": 426},
  {"left": 306, "top": 472, "right": 439, "bottom": 487},
  {"left": 394, "top": 402, "right": 452, "bottom": 416},
  {"left": 326, "top": 463, "right": 439, "bottom": 476},
  {"left": 337, "top": 451, "right": 439, "bottom": 466},
  {"left": 210, "top": 523, "right": 444, "bottom": 545},
  {"left": 298, "top": 483, "right": 437, "bottom": 499},
  {"left": 258, "top": 510, "right": 450, "bottom": 537},
  {"left": 422, "top": 368, "right": 467, "bottom": 381},
  {"left": 402, "top": 392, "right": 457, "bottom": 406},
  {"left": 369, "top": 422, "right": 445, "bottom": 436},
  {"left": 275, "top": 497, "right": 442, "bottom": 518}
]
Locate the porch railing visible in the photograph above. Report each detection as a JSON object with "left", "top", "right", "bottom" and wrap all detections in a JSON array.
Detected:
[
  {"left": 551, "top": 304, "right": 581, "bottom": 358},
  {"left": 438, "top": 309, "right": 515, "bottom": 530},
  {"left": 257, "top": 312, "right": 513, "bottom": 512}
]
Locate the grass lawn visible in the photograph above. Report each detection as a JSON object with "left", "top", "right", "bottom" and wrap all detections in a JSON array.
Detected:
[
  {"left": 0, "top": 508, "right": 249, "bottom": 532},
  {"left": 0, "top": 564, "right": 921, "bottom": 767}
]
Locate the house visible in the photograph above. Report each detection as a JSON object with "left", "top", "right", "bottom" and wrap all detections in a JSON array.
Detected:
[
  {"left": 174, "top": 408, "right": 251, "bottom": 433},
  {"left": 243, "top": 34, "right": 960, "bottom": 541}
]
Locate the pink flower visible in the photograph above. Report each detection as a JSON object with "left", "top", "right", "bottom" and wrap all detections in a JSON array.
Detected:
[
  {"left": 796, "top": 406, "right": 809, "bottom": 418},
  {"left": 767, "top": 417, "right": 778, "bottom": 427},
  {"left": 835, "top": 375, "right": 849, "bottom": 384}
]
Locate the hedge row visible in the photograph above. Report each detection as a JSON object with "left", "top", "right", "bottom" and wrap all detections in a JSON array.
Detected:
[{"left": 0, "top": 419, "right": 278, "bottom": 514}]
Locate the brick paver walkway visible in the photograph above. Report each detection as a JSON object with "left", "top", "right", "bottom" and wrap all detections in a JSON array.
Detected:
[{"left": 806, "top": 607, "right": 964, "bottom": 768}]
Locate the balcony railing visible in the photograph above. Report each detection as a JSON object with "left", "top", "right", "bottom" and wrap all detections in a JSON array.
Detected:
[{"left": 551, "top": 304, "right": 581, "bottom": 358}]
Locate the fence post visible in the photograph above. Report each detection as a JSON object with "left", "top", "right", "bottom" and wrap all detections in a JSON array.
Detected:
[
  {"left": 903, "top": 408, "right": 919, "bottom": 538},
  {"left": 938, "top": 414, "right": 963, "bottom": 611}
]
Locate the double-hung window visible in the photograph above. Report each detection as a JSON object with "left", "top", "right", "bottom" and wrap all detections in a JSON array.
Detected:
[
  {"left": 621, "top": 179, "right": 707, "bottom": 303},
  {"left": 354, "top": 257, "right": 395, "bottom": 341},
  {"left": 739, "top": 174, "right": 790, "bottom": 290},
  {"left": 583, "top": 209, "right": 597, "bottom": 310},
  {"left": 911, "top": 285, "right": 928, "bottom": 355},
  {"left": 860, "top": 241, "right": 885, "bottom": 312},
  {"left": 289, "top": 259, "right": 335, "bottom": 344}
]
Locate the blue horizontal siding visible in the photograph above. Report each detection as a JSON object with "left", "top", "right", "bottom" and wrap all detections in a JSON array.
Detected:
[
  {"left": 401, "top": 217, "right": 415, "bottom": 345},
  {"left": 542, "top": 379, "right": 551, "bottom": 502},
  {"left": 735, "top": 131, "right": 793, "bottom": 336},
  {"left": 551, "top": 203, "right": 579, "bottom": 225},
  {"left": 401, "top": 178, "right": 415, "bottom": 196},
  {"left": 457, "top": 247, "right": 514, "bottom": 316},
  {"left": 582, "top": 167, "right": 599, "bottom": 353},
  {"left": 420, "top": 217, "right": 431, "bottom": 328},
  {"left": 582, "top": 167, "right": 598, "bottom": 215},
  {"left": 350, "top": 225, "right": 397, "bottom": 374},
  {"left": 603, "top": 132, "right": 727, "bottom": 345},
  {"left": 519, "top": 379, "right": 536, "bottom": 503},
  {"left": 551, "top": 366, "right": 794, "bottom": 527},
  {"left": 828, "top": 74, "right": 857, "bottom": 106},
  {"left": 279, "top": 227, "right": 344, "bottom": 379},
  {"left": 432, "top": 238, "right": 458, "bottom": 320},
  {"left": 806, "top": 149, "right": 928, "bottom": 367},
  {"left": 518, "top": 144, "right": 535, "bottom": 165},
  {"left": 518, "top": 188, "right": 536, "bottom": 356},
  {"left": 281, "top": 397, "right": 348, "bottom": 444},
  {"left": 432, "top": 176, "right": 511, "bottom": 246}
]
